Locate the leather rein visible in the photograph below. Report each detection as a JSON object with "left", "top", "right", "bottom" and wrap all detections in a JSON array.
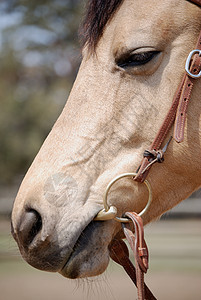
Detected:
[{"left": 96, "top": 1, "right": 201, "bottom": 299}]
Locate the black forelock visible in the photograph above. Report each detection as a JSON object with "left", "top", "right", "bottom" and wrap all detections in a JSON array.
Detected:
[{"left": 80, "top": 0, "right": 124, "bottom": 50}]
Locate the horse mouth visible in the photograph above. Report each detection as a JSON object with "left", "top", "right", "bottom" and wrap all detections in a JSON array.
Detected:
[{"left": 60, "top": 220, "right": 110, "bottom": 279}]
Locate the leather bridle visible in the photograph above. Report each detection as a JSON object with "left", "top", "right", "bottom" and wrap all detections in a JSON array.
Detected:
[
  {"left": 95, "top": 1, "right": 201, "bottom": 299},
  {"left": 134, "top": 28, "right": 201, "bottom": 183}
]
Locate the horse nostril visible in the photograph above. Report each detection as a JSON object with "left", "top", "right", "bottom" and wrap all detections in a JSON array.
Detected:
[{"left": 18, "top": 209, "right": 42, "bottom": 247}]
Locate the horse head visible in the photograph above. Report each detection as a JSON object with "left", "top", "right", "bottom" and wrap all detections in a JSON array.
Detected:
[{"left": 11, "top": 0, "right": 201, "bottom": 279}]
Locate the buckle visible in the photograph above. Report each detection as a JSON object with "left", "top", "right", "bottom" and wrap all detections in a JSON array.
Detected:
[{"left": 185, "top": 49, "right": 201, "bottom": 79}]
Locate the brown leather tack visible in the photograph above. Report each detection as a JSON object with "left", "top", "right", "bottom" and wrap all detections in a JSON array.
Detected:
[
  {"left": 108, "top": 2, "right": 201, "bottom": 300},
  {"left": 134, "top": 28, "right": 201, "bottom": 183},
  {"left": 174, "top": 33, "right": 201, "bottom": 142},
  {"left": 109, "top": 213, "right": 157, "bottom": 300}
]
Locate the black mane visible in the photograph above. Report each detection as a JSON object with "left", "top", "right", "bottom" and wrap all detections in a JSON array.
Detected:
[{"left": 80, "top": 0, "right": 123, "bottom": 50}]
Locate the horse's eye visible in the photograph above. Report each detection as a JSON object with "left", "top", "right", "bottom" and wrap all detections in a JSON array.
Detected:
[{"left": 116, "top": 51, "right": 160, "bottom": 69}]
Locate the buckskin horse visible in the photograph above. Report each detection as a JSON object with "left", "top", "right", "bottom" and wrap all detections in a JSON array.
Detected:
[{"left": 11, "top": 0, "right": 201, "bottom": 298}]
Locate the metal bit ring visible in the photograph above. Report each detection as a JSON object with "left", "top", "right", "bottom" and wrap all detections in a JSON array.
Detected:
[{"left": 95, "top": 172, "right": 152, "bottom": 223}]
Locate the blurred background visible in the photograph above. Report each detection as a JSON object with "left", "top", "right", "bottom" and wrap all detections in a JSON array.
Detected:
[
  {"left": 0, "top": 0, "right": 83, "bottom": 187},
  {"left": 0, "top": 1, "right": 201, "bottom": 299}
]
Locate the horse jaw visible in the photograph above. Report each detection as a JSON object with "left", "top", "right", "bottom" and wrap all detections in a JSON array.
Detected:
[{"left": 11, "top": 0, "right": 201, "bottom": 279}]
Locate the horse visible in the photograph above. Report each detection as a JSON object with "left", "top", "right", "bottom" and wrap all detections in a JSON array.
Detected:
[{"left": 11, "top": 0, "right": 201, "bottom": 282}]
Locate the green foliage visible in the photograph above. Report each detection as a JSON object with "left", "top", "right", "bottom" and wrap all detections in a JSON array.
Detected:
[{"left": 0, "top": 0, "right": 84, "bottom": 183}]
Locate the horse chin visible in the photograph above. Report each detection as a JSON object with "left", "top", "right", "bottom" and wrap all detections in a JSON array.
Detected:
[{"left": 59, "top": 221, "right": 111, "bottom": 279}]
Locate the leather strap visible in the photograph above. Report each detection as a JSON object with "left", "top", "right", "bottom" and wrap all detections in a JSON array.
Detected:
[
  {"left": 174, "top": 32, "right": 201, "bottom": 142},
  {"left": 134, "top": 28, "right": 201, "bottom": 183},
  {"left": 123, "top": 213, "right": 147, "bottom": 300},
  {"left": 108, "top": 2, "right": 200, "bottom": 300},
  {"left": 109, "top": 213, "right": 157, "bottom": 300}
]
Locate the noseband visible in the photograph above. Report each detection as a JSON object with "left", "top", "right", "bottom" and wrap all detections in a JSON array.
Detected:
[{"left": 95, "top": 1, "right": 201, "bottom": 299}]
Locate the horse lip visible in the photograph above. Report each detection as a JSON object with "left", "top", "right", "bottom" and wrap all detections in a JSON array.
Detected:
[
  {"left": 60, "top": 228, "right": 89, "bottom": 277},
  {"left": 60, "top": 209, "right": 102, "bottom": 276}
]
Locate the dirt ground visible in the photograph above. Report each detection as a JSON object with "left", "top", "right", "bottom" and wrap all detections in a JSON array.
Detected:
[{"left": 1, "top": 219, "right": 201, "bottom": 300}]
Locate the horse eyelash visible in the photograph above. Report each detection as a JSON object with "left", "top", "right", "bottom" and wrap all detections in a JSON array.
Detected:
[{"left": 116, "top": 51, "right": 160, "bottom": 69}]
